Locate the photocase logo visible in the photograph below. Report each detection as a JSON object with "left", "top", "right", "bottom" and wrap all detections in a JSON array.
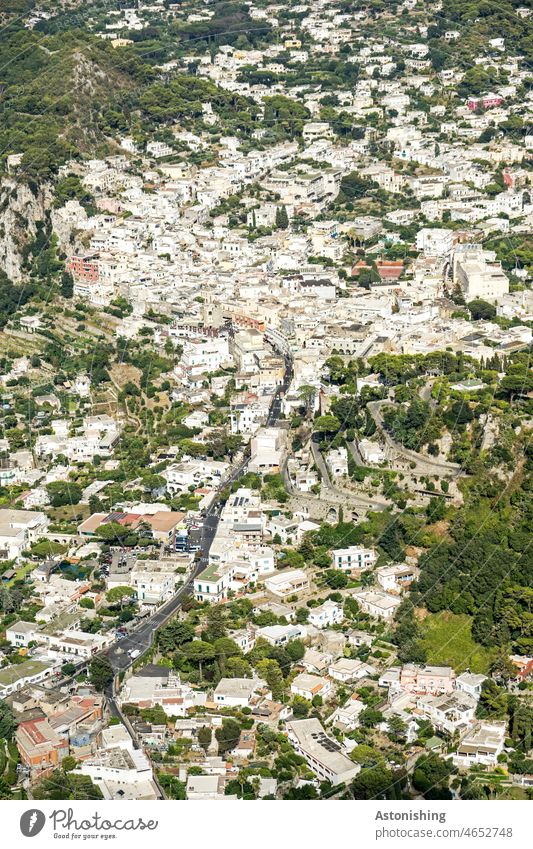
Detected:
[{"left": 20, "top": 809, "right": 46, "bottom": 838}]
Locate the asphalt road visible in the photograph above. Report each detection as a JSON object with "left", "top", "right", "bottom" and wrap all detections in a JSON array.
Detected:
[{"left": 105, "top": 354, "right": 292, "bottom": 675}]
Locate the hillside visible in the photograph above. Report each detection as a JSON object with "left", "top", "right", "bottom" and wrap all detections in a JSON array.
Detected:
[{"left": 0, "top": 28, "right": 155, "bottom": 178}]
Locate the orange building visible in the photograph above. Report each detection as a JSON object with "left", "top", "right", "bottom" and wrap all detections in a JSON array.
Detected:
[{"left": 16, "top": 717, "right": 69, "bottom": 777}]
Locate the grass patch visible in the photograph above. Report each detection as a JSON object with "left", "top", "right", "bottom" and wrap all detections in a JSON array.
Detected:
[{"left": 419, "top": 611, "right": 496, "bottom": 674}]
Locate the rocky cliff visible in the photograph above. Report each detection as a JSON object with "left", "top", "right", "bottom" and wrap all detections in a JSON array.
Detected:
[{"left": 0, "top": 177, "right": 53, "bottom": 281}]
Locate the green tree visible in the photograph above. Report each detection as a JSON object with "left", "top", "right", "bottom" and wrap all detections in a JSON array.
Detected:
[
  {"left": 286, "top": 640, "right": 305, "bottom": 662},
  {"left": 324, "top": 569, "right": 348, "bottom": 589},
  {"left": 351, "top": 766, "right": 395, "bottom": 799},
  {"left": 0, "top": 701, "right": 16, "bottom": 740},
  {"left": 95, "top": 522, "right": 132, "bottom": 546},
  {"left": 215, "top": 718, "right": 241, "bottom": 754},
  {"left": 89, "top": 655, "right": 114, "bottom": 692},
  {"left": 60, "top": 271, "right": 74, "bottom": 299},
  {"left": 106, "top": 586, "right": 136, "bottom": 608},
  {"left": 255, "top": 658, "right": 285, "bottom": 700},
  {"left": 275, "top": 205, "right": 289, "bottom": 229},
  {"left": 468, "top": 299, "right": 496, "bottom": 320},
  {"left": 197, "top": 726, "right": 212, "bottom": 751},
  {"left": 313, "top": 414, "right": 341, "bottom": 437},
  {"left": 182, "top": 640, "right": 216, "bottom": 680},
  {"left": 412, "top": 754, "right": 453, "bottom": 798},
  {"left": 46, "top": 481, "right": 83, "bottom": 507}
]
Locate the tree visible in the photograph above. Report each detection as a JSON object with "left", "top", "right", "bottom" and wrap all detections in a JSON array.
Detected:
[
  {"left": 284, "top": 785, "right": 318, "bottom": 799},
  {"left": 510, "top": 705, "right": 533, "bottom": 752},
  {"left": 255, "top": 658, "right": 285, "bottom": 700},
  {"left": 106, "top": 586, "right": 136, "bottom": 608},
  {"left": 387, "top": 714, "right": 407, "bottom": 742},
  {"left": 158, "top": 620, "right": 195, "bottom": 653},
  {"left": 158, "top": 773, "right": 186, "bottom": 799},
  {"left": 286, "top": 639, "right": 305, "bottom": 662},
  {"left": 352, "top": 766, "right": 395, "bottom": 799},
  {"left": 197, "top": 726, "right": 212, "bottom": 751},
  {"left": 426, "top": 496, "right": 446, "bottom": 523},
  {"left": 95, "top": 522, "right": 132, "bottom": 546},
  {"left": 32, "top": 770, "right": 103, "bottom": 801},
  {"left": 60, "top": 271, "right": 74, "bottom": 299},
  {"left": 275, "top": 205, "right": 289, "bottom": 229},
  {"left": 46, "top": 481, "right": 82, "bottom": 507},
  {"left": 468, "top": 299, "right": 496, "bottom": 321},
  {"left": 0, "top": 701, "right": 16, "bottom": 740},
  {"left": 204, "top": 605, "right": 227, "bottom": 641},
  {"left": 350, "top": 744, "right": 381, "bottom": 766},
  {"left": 324, "top": 569, "right": 348, "bottom": 589},
  {"left": 490, "top": 652, "right": 517, "bottom": 684},
  {"left": 359, "top": 707, "right": 384, "bottom": 728},
  {"left": 213, "top": 636, "right": 241, "bottom": 658},
  {"left": 379, "top": 521, "right": 405, "bottom": 562},
  {"left": 412, "top": 754, "right": 453, "bottom": 797},
  {"left": 313, "top": 414, "right": 341, "bottom": 437},
  {"left": 89, "top": 655, "right": 114, "bottom": 691},
  {"left": 298, "top": 384, "right": 316, "bottom": 418},
  {"left": 215, "top": 718, "right": 241, "bottom": 753},
  {"left": 182, "top": 640, "right": 216, "bottom": 679},
  {"left": 339, "top": 172, "right": 377, "bottom": 202},
  {"left": 225, "top": 656, "right": 252, "bottom": 678}
]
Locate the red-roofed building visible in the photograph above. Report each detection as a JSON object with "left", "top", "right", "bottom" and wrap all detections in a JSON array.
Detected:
[
  {"left": 117, "top": 513, "right": 143, "bottom": 527},
  {"left": 510, "top": 655, "right": 533, "bottom": 682},
  {"left": 351, "top": 259, "right": 404, "bottom": 281},
  {"left": 376, "top": 260, "right": 404, "bottom": 280},
  {"left": 16, "top": 717, "right": 69, "bottom": 777}
]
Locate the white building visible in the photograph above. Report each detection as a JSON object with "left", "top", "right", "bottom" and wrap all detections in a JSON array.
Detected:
[
  {"left": 0, "top": 508, "right": 49, "bottom": 559},
  {"left": 452, "top": 721, "right": 506, "bottom": 769},
  {"left": 453, "top": 249, "right": 509, "bottom": 302},
  {"left": 417, "top": 691, "right": 477, "bottom": 735},
  {"left": 455, "top": 671, "right": 487, "bottom": 699},
  {"left": 290, "top": 673, "right": 333, "bottom": 702},
  {"left": 263, "top": 569, "right": 310, "bottom": 599},
  {"left": 328, "top": 697, "right": 366, "bottom": 731},
  {"left": 0, "top": 660, "right": 58, "bottom": 699},
  {"left": 375, "top": 563, "right": 418, "bottom": 593},
  {"left": 213, "top": 677, "right": 269, "bottom": 708},
  {"left": 118, "top": 666, "right": 206, "bottom": 717},
  {"left": 129, "top": 561, "right": 176, "bottom": 605},
  {"left": 358, "top": 439, "right": 386, "bottom": 465},
  {"left": 308, "top": 600, "right": 343, "bottom": 629},
  {"left": 249, "top": 427, "right": 286, "bottom": 473},
  {"left": 326, "top": 446, "right": 348, "bottom": 478},
  {"left": 332, "top": 547, "right": 377, "bottom": 573},
  {"left": 328, "top": 658, "right": 375, "bottom": 683},
  {"left": 351, "top": 590, "right": 402, "bottom": 621},
  {"left": 256, "top": 624, "right": 305, "bottom": 646},
  {"left": 286, "top": 718, "right": 360, "bottom": 785},
  {"left": 416, "top": 227, "right": 454, "bottom": 256},
  {"left": 5, "top": 621, "right": 40, "bottom": 648},
  {"left": 45, "top": 630, "right": 114, "bottom": 659}
]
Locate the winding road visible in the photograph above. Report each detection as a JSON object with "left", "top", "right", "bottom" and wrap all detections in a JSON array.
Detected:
[{"left": 366, "top": 399, "right": 462, "bottom": 477}]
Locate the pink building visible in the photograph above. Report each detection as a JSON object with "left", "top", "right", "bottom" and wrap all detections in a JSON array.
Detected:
[
  {"left": 502, "top": 169, "right": 513, "bottom": 188},
  {"left": 400, "top": 664, "right": 455, "bottom": 695},
  {"left": 69, "top": 253, "right": 100, "bottom": 282},
  {"left": 466, "top": 93, "right": 503, "bottom": 111}
]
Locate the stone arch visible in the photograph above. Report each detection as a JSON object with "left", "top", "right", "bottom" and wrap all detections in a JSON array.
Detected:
[{"left": 326, "top": 506, "right": 338, "bottom": 524}]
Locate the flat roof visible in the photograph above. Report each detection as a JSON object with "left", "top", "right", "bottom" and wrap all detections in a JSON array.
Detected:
[{"left": 0, "top": 660, "right": 50, "bottom": 686}]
